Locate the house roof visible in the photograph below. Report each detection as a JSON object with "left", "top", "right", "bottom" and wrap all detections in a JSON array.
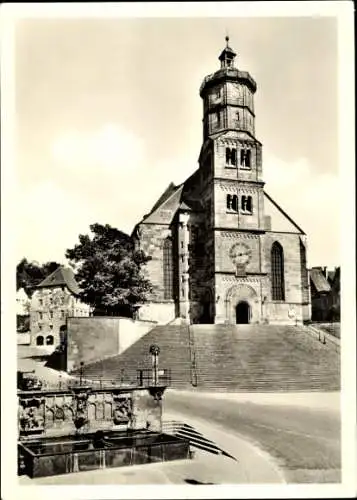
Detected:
[
  {"left": 310, "top": 268, "right": 331, "bottom": 293},
  {"left": 36, "top": 266, "right": 81, "bottom": 295}
]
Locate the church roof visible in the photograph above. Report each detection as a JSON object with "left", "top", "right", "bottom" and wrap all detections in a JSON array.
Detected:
[
  {"left": 148, "top": 182, "right": 178, "bottom": 215},
  {"left": 264, "top": 192, "right": 305, "bottom": 234},
  {"left": 310, "top": 268, "right": 331, "bottom": 293},
  {"left": 36, "top": 266, "right": 81, "bottom": 295}
]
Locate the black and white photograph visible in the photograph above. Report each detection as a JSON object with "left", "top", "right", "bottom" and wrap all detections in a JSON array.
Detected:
[{"left": 1, "top": 1, "right": 356, "bottom": 498}]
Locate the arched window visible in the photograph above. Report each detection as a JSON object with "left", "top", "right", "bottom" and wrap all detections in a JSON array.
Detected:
[
  {"left": 226, "top": 148, "right": 237, "bottom": 166},
  {"left": 36, "top": 335, "right": 44, "bottom": 346},
  {"left": 163, "top": 237, "right": 174, "bottom": 300},
  {"left": 46, "top": 335, "right": 54, "bottom": 345},
  {"left": 241, "top": 195, "right": 253, "bottom": 214},
  {"left": 271, "top": 242, "right": 285, "bottom": 301},
  {"left": 227, "top": 194, "right": 238, "bottom": 212},
  {"left": 299, "top": 239, "right": 309, "bottom": 303}
]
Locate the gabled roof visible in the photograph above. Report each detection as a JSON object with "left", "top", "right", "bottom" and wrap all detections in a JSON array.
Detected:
[
  {"left": 148, "top": 182, "right": 178, "bottom": 215},
  {"left": 310, "top": 268, "right": 331, "bottom": 293},
  {"left": 264, "top": 192, "right": 305, "bottom": 234},
  {"left": 36, "top": 266, "right": 81, "bottom": 295}
]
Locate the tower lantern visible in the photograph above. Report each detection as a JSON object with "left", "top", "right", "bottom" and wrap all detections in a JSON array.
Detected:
[{"left": 219, "top": 36, "right": 237, "bottom": 69}]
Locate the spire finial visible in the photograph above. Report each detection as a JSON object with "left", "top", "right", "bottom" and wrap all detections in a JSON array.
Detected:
[{"left": 225, "top": 34, "right": 229, "bottom": 47}]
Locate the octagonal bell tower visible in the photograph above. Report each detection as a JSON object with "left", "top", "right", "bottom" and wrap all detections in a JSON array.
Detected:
[
  {"left": 198, "top": 38, "right": 266, "bottom": 324},
  {"left": 200, "top": 37, "right": 257, "bottom": 141}
]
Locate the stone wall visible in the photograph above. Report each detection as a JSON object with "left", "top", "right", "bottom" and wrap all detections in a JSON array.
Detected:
[
  {"left": 136, "top": 223, "right": 173, "bottom": 301},
  {"left": 67, "top": 317, "right": 120, "bottom": 372},
  {"left": 263, "top": 232, "right": 309, "bottom": 324},
  {"left": 18, "top": 386, "right": 164, "bottom": 438},
  {"left": 67, "top": 317, "right": 156, "bottom": 372},
  {"left": 214, "top": 136, "right": 263, "bottom": 183}
]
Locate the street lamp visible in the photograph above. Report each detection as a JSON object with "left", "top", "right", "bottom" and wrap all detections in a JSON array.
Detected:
[
  {"left": 79, "top": 362, "right": 84, "bottom": 386},
  {"left": 149, "top": 344, "right": 160, "bottom": 386}
]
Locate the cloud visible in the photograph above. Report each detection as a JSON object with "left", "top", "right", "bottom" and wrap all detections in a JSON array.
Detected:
[{"left": 264, "top": 155, "right": 339, "bottom": 268}]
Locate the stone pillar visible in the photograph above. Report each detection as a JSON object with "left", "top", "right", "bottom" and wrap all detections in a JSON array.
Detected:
[
  {"left": 214, "top": 294, "right": 227, "bottom": 324},
  {"left": 130, "top": 389, "right": 163, "bottom": 433},
  {"left": 178, "top": 213, "right": 190, "bottom": 322}
]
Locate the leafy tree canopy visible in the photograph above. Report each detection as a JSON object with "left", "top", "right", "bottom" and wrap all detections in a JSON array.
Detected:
[
  {"left": 65, "top": 223, "right": 152, "bottom": 317},
  {"left": 17, "top": 259, "right": 61, "bottom": 296}
]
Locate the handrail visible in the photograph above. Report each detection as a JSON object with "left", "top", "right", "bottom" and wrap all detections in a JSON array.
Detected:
[
  {"left": 301, "top": 325, "right": 340, "bottom": 352},
  {"left": 188, "top": 326, "right": 198, "bottom": 387}
]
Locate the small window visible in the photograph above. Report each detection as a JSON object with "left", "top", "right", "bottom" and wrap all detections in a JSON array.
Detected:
[
  {"left": 226, "top": 148, "right": 237, "bottom": 166},
  {"left": 240, "top": 149, "right": 251, "bottom": 168},
  {"left": 216, "top": 112, "right": 221, "bottom": 128},
  {"left": 39, "top": 312, "right": 43, "bottom": 320},
  {"left": 36, "top": 335, "right": 44, "bottom": 346},
  {"left": 39, "top": 299, "right": 43, "bottom": 306},
  {"left": 49, "top": 311, "right": 53, "bottom": 319},
  {"left": 227, "top": 194, "right": 238, "bottom": 212},
  {"left": 38, "top": 324, "right": 42, "bottom": 331},
  {"left": 46, "top": 335, "right": 54, "bottom": 346},
  {"left": 241, "top": 195, "right": 253, "bottom": 214},
  {"left": 49, "top": 324, "right": 53, "bottom": 330}
]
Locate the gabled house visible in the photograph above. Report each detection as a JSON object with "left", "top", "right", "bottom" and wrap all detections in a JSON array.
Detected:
[{"left": 30, "top": 266, "right": 91, "bottom": 348}]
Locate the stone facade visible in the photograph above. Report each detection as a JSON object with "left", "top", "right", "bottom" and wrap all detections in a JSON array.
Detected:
[
  {"left": 132, "top": 39, "right": 311, "bottom": 326},
  {"left": 30, "top": 267, "right": 91, "bottom": 348}
]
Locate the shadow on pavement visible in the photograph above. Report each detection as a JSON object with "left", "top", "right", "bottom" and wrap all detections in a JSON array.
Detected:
[{"left": 184, "top": 479, "right": 216, "bottom": 485}]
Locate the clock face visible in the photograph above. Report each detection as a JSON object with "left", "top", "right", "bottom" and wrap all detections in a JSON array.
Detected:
[{"left": 229, "top": 243, "right": 252, "bottom": 266}]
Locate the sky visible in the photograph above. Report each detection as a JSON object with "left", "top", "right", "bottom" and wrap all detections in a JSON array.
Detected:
[{"left": 13, "top": 11, "right": 341, "bottom": 268}]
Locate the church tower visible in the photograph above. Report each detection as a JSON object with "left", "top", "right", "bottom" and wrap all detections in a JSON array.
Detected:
[
  {"left": 198, "top": 37, "right": 266, "bottom": 324},
  {"left": 134, "top": 37, "right": 310, "bottom": 326}
]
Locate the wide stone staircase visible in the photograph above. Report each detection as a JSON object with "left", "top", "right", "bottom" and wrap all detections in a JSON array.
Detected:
[
  {"left": 72, "top": 324, "right": 340, "bottom": 392},
  {"left": 71, "top": 324, "right": 192, "bottom": 388},
  {"left": 191, "top": 325, "right": 340, "bottom": 392}
]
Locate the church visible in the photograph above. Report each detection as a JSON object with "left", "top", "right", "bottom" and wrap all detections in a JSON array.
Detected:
[{"left": 132, "top": 38, "right": 311, "bottom": 326}]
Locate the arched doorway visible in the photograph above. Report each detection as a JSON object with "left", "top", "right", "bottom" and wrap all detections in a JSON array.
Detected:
[
  {"left": 36, "top": 335, "right": 44, "bottom": 346},
  {"left": 46, "top": 335, "right": 54, "bottom": 345},
  {"left": 236, "top": 301, "right": 250, "bottom": 324}
]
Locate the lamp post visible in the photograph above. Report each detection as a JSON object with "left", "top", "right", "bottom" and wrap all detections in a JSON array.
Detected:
[
  {"left": 79, "top": 361, "right": 84, "bottom": 386},
  {"left": 149, "top": 344, "right": 160, "bottom": 386}
]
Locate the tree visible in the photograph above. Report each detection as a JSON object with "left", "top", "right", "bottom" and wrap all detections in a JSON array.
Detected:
[
  {"left": 16, "top": 259, "right": 61, "bottom": 297},
  {"left": 65, "top": 223, "right": 152, "bottom": 317}
]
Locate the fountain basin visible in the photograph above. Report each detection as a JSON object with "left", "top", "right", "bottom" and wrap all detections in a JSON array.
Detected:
[{"left": 19, "top": 430, "right": 190, "bottom": 478}]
